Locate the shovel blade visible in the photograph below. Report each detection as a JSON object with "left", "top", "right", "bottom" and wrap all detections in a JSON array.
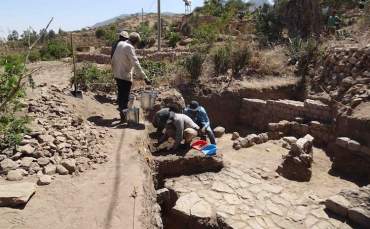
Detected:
[{"left": 71, "top": 90, "right": 83, "bottom": 98}]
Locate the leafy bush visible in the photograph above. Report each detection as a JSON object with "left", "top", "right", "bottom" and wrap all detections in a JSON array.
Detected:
[
  {"left": 40, "top": 40, "right": 71, "bottom": 60},
  {"left": 230, "top": 45, "right": 251, "bottom": 78},
  {"left": 72, "top": 63, "right": 115, "bottom": 93},
  {"left": 295, "top": 38, "right": 320, "bottom": 77},
  {"left": 255, "top": 4, "right": 283, "bottom": 46},
  {"left": 0, "top": 116, "right": 29, "bottom": 151},
  {"left": 182, "top": 53, "right": 205, "bottom": 81},
  {"left": 137, "top": 22, "right": 155, "bottom": 48},
  {"left": 0, "top": 56, "right": 29, "bottom": 151},
  {"left": 95, "top": 28, "right": 106, "bottom": 39},
  {"left": 213, "top": 45, "right": 231, "bottom": 76},
  {"left": 192, "top": 24, "right": 218, "bottom": 45},
  {"left": 28, "top": 50, "right": 41, "bottom": 62},
  {"left": 141, "top": 60, "right": 171, "bottom": 86},
  {"left": 168, "top": 32, "right": 181, "bottom": 48}
]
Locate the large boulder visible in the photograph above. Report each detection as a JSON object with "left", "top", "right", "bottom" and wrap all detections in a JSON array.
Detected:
[
  {"left": 0, "top": 182, "right": 36, "bottom": 207},
  {"left": 6, "top": 169, "right": 24, "bottom": 181},
  {"left": 213, "top": 127, "right": 225, "bottom": 138},
  {"left": 0, "top": 158, "right": 18, "bottom": 173}
]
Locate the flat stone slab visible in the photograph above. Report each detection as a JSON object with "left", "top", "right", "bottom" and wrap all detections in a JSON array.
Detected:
[{"left": 0, "top": 182, "right": 36, "bottom": 207}]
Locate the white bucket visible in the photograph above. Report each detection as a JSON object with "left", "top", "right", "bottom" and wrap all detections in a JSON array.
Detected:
[
  {"left": 128, "top": 95, "right": 135, "bottom": 109},
  {"left": 140, "top": 90, "right": 158, "bottom": 110},
  {"left": 127, "top": 107, "right": 140, "bottom": 125}
]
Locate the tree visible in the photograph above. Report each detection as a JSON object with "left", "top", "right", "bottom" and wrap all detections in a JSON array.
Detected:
[
  {"left": 48, "top": 30, "right": 56, "bottom": 40},
  {"left": 7, "top": 30, "right": 19, "bottom": 41},
  {"left": 20, "top": 30, "right": 38, "bottom": 46},
  {"left": 276, "top": 0, "right": 322, "bottom": 38}
]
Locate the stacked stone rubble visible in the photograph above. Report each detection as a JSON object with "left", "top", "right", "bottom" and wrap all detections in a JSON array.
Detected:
[
  {"left": 276, "top": 134, "right": 314, "bottom": 182},
  {"left": 312, "top": 45, "right": 370, "bottom": 113},
  {"left": 0, "top": 86, "right": 109, "bottom": 181}
]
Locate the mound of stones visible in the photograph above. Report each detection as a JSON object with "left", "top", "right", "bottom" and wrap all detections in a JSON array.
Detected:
[
  {"left": 312, "top": 45, "right": 370, "bottom": 113},
  {"left": 232, "top": 132, "right": 271, "bottom": 150},
  {"left": 325, "top": 185, "right": 370, "bottom": 227},
  {"left": 0, "top": 86, "right": 108, "bottom": 183},
  {"left": 276, "top": 134, "right": 314, "bottom": 182}
]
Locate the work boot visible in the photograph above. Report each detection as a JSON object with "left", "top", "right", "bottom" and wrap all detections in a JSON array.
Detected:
[{"left": 120, "top": 109, "right": 128, "bottom": 123}]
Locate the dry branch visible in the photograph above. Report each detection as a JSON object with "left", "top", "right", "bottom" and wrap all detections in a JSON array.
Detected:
[{"left": 0, "top": 17, "right": 54, "bottom": 112}]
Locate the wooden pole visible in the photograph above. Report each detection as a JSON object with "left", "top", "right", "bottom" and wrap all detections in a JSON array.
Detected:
[
  {"left": 157, "top": 0, "right": 161, "bottom": 51},
  {"left": 70, "top": 33, "right": 77, "bottom": 93},
  {"left": 142, "top": 8, "right": 144, "bottom": 23}
]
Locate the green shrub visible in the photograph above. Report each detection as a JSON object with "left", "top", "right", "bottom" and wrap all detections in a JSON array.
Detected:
[
  {"left": 72, "top": 63, "right": 115, "bottom": 93},
  {"left": 230, "top": 45, "right": 251, "bottom": 78},
  {"left": 141, "top": 60, "right": 171, "bottom": 86},
  {"left": 28, "top": 50, "right": 41, "bottom": 62},
  {"left": 192, "top": 24, "right": 218, "bottom": 45},
  {"left": 255, "top": 4, "right": 283, "bottom": 46},
  {"left": 40, "top": 40, "right": 71, "bottom": 60},
  {"left": 138, "top": 22, "right": 155, "bottom": 48},
  {"left": 0, "top": 56, "right": 29, "bottom": 151},
  {"left": 0, "top": 116, "right": 29, "bottom": 151},
  {"left": 213, "top": 45, "right": 231, "bottom": 76},
  {"left": 95, "top": 28, "right": 106, "bottom": 39},
  {"left": 168, "top": 32, "right": 181, "bottom": 48},
  {"left": 182, "top": 53, "right": 205, "bottom": 81}
]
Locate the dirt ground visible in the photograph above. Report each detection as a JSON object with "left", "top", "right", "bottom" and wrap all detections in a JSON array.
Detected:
[
  {"left": 164, "top": 135, "right": 358, "bottom": 228},
  {"left": 0, "top": 61, "right": 152, "bottom": 229}
]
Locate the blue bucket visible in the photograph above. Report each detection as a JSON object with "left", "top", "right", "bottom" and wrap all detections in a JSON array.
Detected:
[{"left": 201, "top": 144, "right": 217, "bottom": 156}]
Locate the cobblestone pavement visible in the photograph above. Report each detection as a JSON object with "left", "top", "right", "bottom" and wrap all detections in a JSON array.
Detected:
[{"left": 165, "top": 163, "right": 353, "bottom": 229}]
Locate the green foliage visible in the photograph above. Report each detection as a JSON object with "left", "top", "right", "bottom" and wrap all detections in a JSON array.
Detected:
[
  {"left": 0, "top": 54, "right": 24, "bottom": 75},
  {"left": 192, "top": 24, "right": 218, "bottom": 45},
  {"left": 0, "top": 56, "right": 29, "bottom": 151},
  {"left": 0, "top": 116, "right": 29, "bottom": 151},
  {"left": 230, "top": 45, "right": 251, "bottom": 78},
  {"left": 72, "top": 63, "right": 114, "bottom": 93},
  {"left": 95, "top": 28, "right": 106, "bottom": 39},
  {"left": 182, "top": 53, "right": 205, "bottom": 81},
  {"left": 7, "top": 30, "right": 19, "bottom": 41},
  {"left": 28, "top": 50, "right": 41, "bottom": 62},
  {"left": 322, "top": 0, "right": 360, "bottom": 8},
  {"left": 137, "top": 22, "right": 155, "bottom": 48},
  {"left": 168, "top": 32, "right": 181, "bottom": 48},
  {"left": 141, "top": 60, "right": 171, "bottom": 86},
  {"left": 95, "top": 25, "right": 118, "bottom": 46},
  {"left": 40, "top": 40, "right": 71, "bottom": 60},
  {"left": 295, "top": 38, "right": 320, "bottom": 77},
  {"left": 213, "top": 45, "right": 231, "bottom": 76},
  {"left": 255, "top": 4, "right": 283, "bottom": 46}
]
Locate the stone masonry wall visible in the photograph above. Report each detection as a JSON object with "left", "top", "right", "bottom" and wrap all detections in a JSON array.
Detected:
[{"left": 239, "top": 98, "right": 332, "bottom": 131}]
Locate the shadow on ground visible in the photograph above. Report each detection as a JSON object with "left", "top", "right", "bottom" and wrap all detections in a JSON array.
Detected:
[
  {"left": 87, "top": 116, "right": 145, "bottom": 130},
  {"left": 94, "top": 94, "right": 116, "bottom": 104}
]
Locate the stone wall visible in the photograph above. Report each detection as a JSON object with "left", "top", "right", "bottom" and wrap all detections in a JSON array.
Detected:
[
  {"left": 311, "top": 45, "right": 370, "bottom": 114},
  {"left": 76, "top": 53, "right": 111, "bottom": 64},
  {"left": 328, "top": 137, "right": 370, "bottom": 183},
  {"left": 239, "top": 98, "right": 332, "bottom": 131},
  {"left": 77, "top": 50, "right": 191, "bottom": 64}
]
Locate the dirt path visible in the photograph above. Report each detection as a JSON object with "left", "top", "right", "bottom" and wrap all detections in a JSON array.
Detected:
[{"left": 0, "top": 61, "right": 152, "bottom": 229}]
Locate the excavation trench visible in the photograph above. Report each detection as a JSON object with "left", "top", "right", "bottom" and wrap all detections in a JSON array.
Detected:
[{"left": 144, "top": 82, "right": 369, "bottom": 228}]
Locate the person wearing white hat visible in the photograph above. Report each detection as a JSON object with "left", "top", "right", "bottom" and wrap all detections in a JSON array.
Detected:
[{"left": 111, "top": 31, "right": 151, "bottom": 122}]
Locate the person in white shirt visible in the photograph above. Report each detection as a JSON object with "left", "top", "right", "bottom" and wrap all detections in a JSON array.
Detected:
[{"left": 111, "top": 31, "right": 151, "bottom": 122}]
